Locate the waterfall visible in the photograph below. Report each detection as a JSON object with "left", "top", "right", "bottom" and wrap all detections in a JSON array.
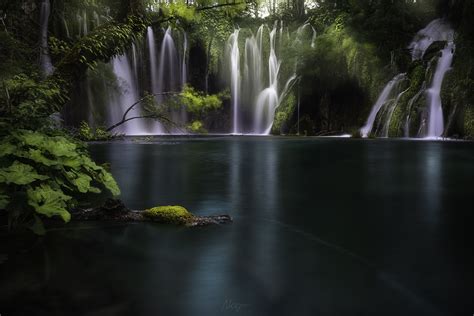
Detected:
[
  {"left": 409, "top": 19, "right": 454, "bottom": 138},
  {"left": 76, "top": 27, "right": 188, "bottom": 135},
  {"left": 157, "top": 27, "right": 180, "bottom": 96},
  {"left": 360, "top": 74, "right": 406, "bottom": 137},
  {"left": 254, "top": 27, "right": 281, "bottom": 134},
  {"left": 182, "top": 32, "right": 188, "bottom": 87},
  {"left": 227, "top": 29, "right": 241, "bottom": 134},
  {"left": 426, "top": 42, "right": 455, "bottom": 138},
  {"left": 409, "top": 19, "right": 454, "bottom": 61},
  {"left": 39, "top": 0, "right": 53, "bottom": 76},
  {"left": 225, "top": 23, "right": 298, "bottom": 135},
  {"left": 147, "top": 27, "right": 158, "bottom": 95},
  {"left": 110, "top": 54, "right": 146, "bottom": 135},
  {"left": 361, "top": 19, "right": 455, "bottom": 138}
]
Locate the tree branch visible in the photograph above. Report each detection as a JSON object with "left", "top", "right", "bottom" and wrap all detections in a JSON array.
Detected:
[{"left": 106, "top": 91, "right": 186, "bottom": 133}]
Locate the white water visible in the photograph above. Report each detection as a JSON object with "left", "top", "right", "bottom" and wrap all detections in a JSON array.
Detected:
[
  {"left": 360, "top": 74, "right": 406, "bottom": 137},
  {"left": 426, "top": 42, "right": 455, "bottom": 138},
  {"left": 39, "top": 0, "right": 53, "bottom": 76},
  {"left": 362, "top": 19, "right": 455, "bottom": 138},
  {"left": 147, "top": 27, "right": 158, "bottom": 95},
  {"left": 409, "top": 19, "right": 454, "bottom": 61},
  {"left": 226, "top": 22, "right": 299, "bottom": 135},
  {"left": 227, "top": 29, "right": 241, "bottom": 134},
  {"left": 81, "top": 27, "right": 188, "bottom": 135},
  {"left": 110, "top": 55, "right": 146, "bottom": 134}
]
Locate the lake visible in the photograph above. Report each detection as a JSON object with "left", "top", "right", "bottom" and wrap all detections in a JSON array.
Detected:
[{"left": 1, "top": 137, "right": 473, "bottom": 315}]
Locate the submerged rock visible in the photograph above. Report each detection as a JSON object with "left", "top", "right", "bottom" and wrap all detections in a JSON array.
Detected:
[{"left": 71, "top": 199, "right": 232, "bottom": 227}]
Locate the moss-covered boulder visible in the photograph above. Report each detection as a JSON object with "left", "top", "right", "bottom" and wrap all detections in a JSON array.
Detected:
[{"left": 143, "top": 205, "right": 195, "bottom": 225}]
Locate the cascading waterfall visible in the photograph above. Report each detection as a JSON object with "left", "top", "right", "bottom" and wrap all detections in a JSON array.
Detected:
[
  {"left": 426, "top": 42, "right": 455, "bottom": 138},
  {"left": 410, "top": 19, "right": 454, "bottom": 138},
  {"left": 360, "top": 74, "right": 406, "bottom": 137},
  {"left": 39, "top": 0, "right": 53, "bottom": 76},
  {"left": 109, "top": 54, "right": 146, "bottom": 134},
  {"left": 147, "top": 27, "right": 158, "bottom": 95},
  {"left": 361, "top": 19, "right": 455, "bottom": 138},
  {"left": 77, "top": 27, "right": 188, "bottom": 135},
  {"left": 409, "top": 19, "right": 454, "bottom": 61},
  {"left": 227, "top": 29, "right": 241, "bottom": 134},
  {"left": 226, "top": 22, "right": 299, "bottom": 135}
]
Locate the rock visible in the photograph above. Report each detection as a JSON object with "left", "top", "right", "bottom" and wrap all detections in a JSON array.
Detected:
[
  {"left": 186, "top": 215, "right": 233, "bottom": 227},
  {"left": 71, "top": 198, "right": 142, "bottom": 221},
  {"left": 143, "top": 205, "right": 194, "bottom": 225},
  {"left": 71, "top": 200, "right": 232, "bottom": 227}
]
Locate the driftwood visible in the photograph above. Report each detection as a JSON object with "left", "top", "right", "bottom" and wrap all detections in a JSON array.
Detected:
[{"left": 70, "top": 199, "right": 232, "bottom": 227}]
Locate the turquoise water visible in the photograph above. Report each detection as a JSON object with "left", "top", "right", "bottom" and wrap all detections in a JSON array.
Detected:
[{"left": 1, "top": 137, "right": 473, "bottom": 315}]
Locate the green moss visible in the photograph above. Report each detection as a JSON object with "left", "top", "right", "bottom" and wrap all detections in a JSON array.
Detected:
[
  {"left": 464, "top": 106, "right": 474, "bottom": 139},
  {"left": 143, "top": 205, "right": 194, "bottom": 225}
]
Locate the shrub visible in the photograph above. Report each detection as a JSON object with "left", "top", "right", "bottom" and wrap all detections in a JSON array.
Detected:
[{"left": 0, "top": 129, "right": 120, "bottom": 234}]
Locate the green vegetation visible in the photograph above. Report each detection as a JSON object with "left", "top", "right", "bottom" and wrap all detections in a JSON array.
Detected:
[
  {"left": 1, "top": 0, "right": 474, "bottom": 233},
  {"left": 0, "top": 129, "right": 120, "bottom": 234},
  {"left": 143, "top": 205, "right": 194, "bottom": 224}
]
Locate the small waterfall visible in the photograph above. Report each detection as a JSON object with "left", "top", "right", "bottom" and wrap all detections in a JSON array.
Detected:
[
  {"left": 76, "top": 27, "right": 188, "bottom": 135},
  {"left": 110, "top": 54, "right": 146, "bottom": 134},
  {"left": 182, "top": 32, "right": 188, "bottom": 87},
  {"left": 227, "top": 29, "right": 241, "bottom": 134},
  {"left": 39, "top": 0, "right": 53, "bottom": 76},
  {"left": 254, "top": 27, "right": 281, "bottom": 134},
  {"left": 147, "top": 27, "right": 158, "bottom": 94},
  {"left": 157, "top": 27, "right": 180, "bottom": 96},
  {"left": 360, "top": 74, "right": 406, "bottom": 137},
  {"left": 361, "top": 19, "right": 455, "bottom": 138},
  {"left": 426, "top": 42, "right": 455, "bottom": 138},
  {"left": 225, "top": 22, "right": 298, "bottom": 135}
]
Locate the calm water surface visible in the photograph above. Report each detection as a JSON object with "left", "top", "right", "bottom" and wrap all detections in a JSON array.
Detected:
[{"left": 1, "top": 137, "right": 473, "bottom": 315}]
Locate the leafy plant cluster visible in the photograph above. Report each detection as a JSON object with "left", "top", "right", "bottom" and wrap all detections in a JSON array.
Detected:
[
  {"left": 77, "top": 121, "right": 114, "bottom": 141},
  {"left": 0, "top": 129, "right": 120, "bottom": 234},
  {"left": 0, "top": 74, "right": 68, "bottom": 130}
]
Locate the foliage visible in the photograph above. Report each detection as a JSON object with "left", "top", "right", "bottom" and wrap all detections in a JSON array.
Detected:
[
  {"left": 143, "top": 205, "right": 194, "bottom": 225},
  {"left": 272, "top": 92, "right": 296, "bottom": 135},
  {"left": 0, "top": 129, "right": 120, "bottom": 234},
  {"left": 0, "top": 74, "right": 68, "bottom": 129},
  {"left": 178, "top": 85, "right": 224, "bottom": 113},
  {"left": 187, "top": 120, "right": 207, "bottom": 134},
  {"left": 77, "top": 121, "right": 113, "bottom": 141}
]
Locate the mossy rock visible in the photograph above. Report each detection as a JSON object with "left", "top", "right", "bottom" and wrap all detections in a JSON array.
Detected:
[{"left": 143, "top": 206, "right": 194, "bottom": 225}]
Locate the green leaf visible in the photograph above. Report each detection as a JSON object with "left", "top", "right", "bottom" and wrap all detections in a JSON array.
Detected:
[
  {"left": 27, "top": 149, "right": 58, "bottom": 166},
  {"left": 98, "top": 170, "right": 120, "bottom": 196},
  {"left": 65, "top": 171, "right": 92, "bottom": 193},
  {"left": 0, "top": 142, "right": 16, "bottom": 157},
  {"left": 27, "top": 184, "right": 72, "bottom": 222},
  {"left": 0, "top": 161, "right": 48, "bottom": 185}
]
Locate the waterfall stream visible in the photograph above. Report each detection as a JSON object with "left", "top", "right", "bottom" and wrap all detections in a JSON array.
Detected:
[
  {"left": 361, "top": 19, "right": 455, "bottom": 138},
  {"left": 225, "top": 22, "right": 301, "bottom": 135},
  {"left": 39, "top": 0, "right": 53, "bottom": 76},
  {"left": 78, "top": 26, "right": 188, "bottom": 135}
]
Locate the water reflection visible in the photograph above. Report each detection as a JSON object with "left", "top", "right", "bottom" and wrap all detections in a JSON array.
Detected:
[{"left": 1, "top": 138, "right": 473, "bottom": 315}]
